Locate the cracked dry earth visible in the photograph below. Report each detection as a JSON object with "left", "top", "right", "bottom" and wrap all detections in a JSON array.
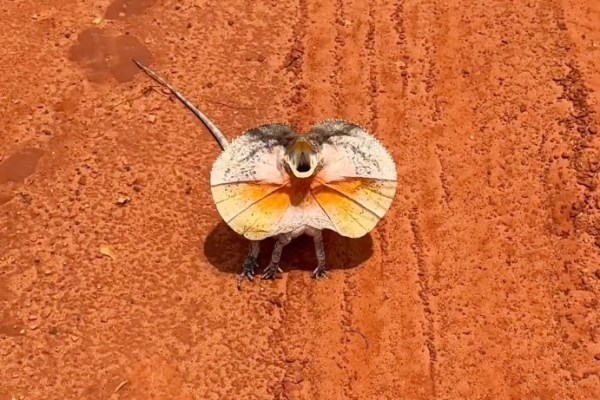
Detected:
[{"left": 1, "top": 0, "right": 600, "bottom": 399}]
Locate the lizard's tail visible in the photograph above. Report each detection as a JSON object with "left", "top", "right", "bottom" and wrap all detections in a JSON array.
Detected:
[{"left": 132, "top": 58, "right": 229, "bottom": 151}]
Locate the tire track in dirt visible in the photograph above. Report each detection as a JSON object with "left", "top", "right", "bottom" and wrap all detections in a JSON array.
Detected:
[
  {"left": 365, "top": 2, "right": 378, "bottom": 132},
  {"left": 331, "top": 0, "right": 345, "bottom": 112},
  {"left": 405, "top": 2, "right": 443, "bottom": 393},
  {"left": 422, "top": 0, "right": 594, "bottom": 397},
  {"left": 374, "top": 1, "right": 437, "bottom": 395},
  {"left": 391, "top": 0, "right": 409, "bottom": 91},
  {"left": 276, "top": 1, "right": 352, "bottom": 398},
  {"left": 272, "top": 0, "right": 308, "bottom": 396},
  {"left": 275, "top": 0, "right": 435, "bottom": 397},
  {"left": 378, "top": 0, "right": 446, "bottom": 396},
  {"left": 335, "top": 2, "right": 390, "bottom": 396},
  {"left": 336, "top": 2, "right": 378, "bottom": 399},
  {"left": 336, "top": 0, "right": 440, "bottom": 397},
  {"left": 546, "top": 2, "right": 600, "bottom": 395},
  {"left": 283, "top": 0, "right": 308, "bottom": 130},
  {"left": 418, "top": 0, "right": 453, "bottom": 211},
  {"left": 334, "top": 0, "right": 429, "bottom": 397},
  {"left": 436, "top": 150, "right": 452, "bottom": 206},
  {"left": 547, "top": 65, "right": 600, "bottom": 396},
  {"left": 334, "top": 3, "right": 383, "bottom": 397},
  {"left": 409, "top": 208, "right": 438, "bottom": 395}
]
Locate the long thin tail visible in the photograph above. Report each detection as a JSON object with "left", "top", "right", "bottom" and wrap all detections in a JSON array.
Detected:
[{"left": 132, "top": 58, "right": 229, "bottom": 151}]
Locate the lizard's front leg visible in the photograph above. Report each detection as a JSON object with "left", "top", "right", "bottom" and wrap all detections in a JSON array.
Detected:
[
  {"left": 237, "top": 240, "right": 260, "bottom": 290},
  {"left": 311, "top": 230, "right": 328, "bottom": 279},
  {"left": 262, "top": 234, "right": 292, "bottom": 280}
]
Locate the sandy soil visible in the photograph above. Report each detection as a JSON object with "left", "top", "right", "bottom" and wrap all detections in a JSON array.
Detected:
[{"left": 1, "top": 0, "right": 600, "bottom": 399}]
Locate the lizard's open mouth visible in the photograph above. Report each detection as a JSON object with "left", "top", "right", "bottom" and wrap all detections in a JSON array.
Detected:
[
  {"left": 286, "top": 138, "right": 319, "bottom": 178},
  {"left": 297, "top": 152, "right": 311, "bottom": 172}
]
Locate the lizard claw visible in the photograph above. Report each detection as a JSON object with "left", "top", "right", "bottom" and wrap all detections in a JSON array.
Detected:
[
  {"left": 261, "top": 264, "right": 283, "bottom": 280},
  {"left": 311, "top": 265, "right": 329, "bottom": 279},
  {"left": 237, "top": 256, "right": 258, "bottom": 290}
]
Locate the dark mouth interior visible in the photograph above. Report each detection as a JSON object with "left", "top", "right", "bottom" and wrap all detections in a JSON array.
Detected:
[{"left": 296, "top": 153, "right": 311, "bottom": 172}]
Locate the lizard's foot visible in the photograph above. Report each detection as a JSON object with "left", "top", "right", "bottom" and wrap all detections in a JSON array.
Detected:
[
  {"left": 237, "top": 255, "right": 258, "bottom": 290},
  {"left": 261, "top": 263, "right": 283, "bottom": 280},
  {"left": 311, "top": 264, "right": 329, "bottom": 279}
]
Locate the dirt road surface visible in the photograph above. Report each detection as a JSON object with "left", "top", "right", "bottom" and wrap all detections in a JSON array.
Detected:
[{"left": 1, "top": 0, "right": 600, "bottom": 399}]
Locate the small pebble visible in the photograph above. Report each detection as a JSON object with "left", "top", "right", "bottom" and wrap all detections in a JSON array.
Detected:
[{"left": 116, "top": 196, "right": 131, "bottom": 206}]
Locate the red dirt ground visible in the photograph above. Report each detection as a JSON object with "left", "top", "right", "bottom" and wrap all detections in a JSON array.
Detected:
[{"left": 1, "top": 0, "right": 600, "bottom": 399}]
